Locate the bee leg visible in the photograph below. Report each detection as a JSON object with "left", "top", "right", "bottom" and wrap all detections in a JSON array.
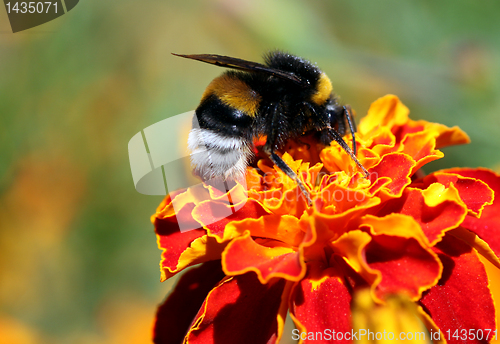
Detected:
[
  {"left": 267, "top": 103, "right": 312, "bottom": 205},
  {"left": 343, "top": 105, "right": 357, "bottom": 156},
  {"left": 328, "top": 128, "right": 370, "bottom": 178},
  {"left": 265, "top": 148, "right": 312, "bottom": 206}
]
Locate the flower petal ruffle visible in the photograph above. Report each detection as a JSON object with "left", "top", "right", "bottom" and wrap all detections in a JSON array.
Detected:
[
  {"left": 376, "top": 185, "right": 467, "bottom": 245},
  {"left": 417, "top": 170, "right": 494, "bottom": 218},
  {"left": 154, "top": 194, "right": 207, "bottom": 280},
  {"left": 222, "top": 232, "right": 306, "bottom": 283},
  {"left": 368, "top": 153, "right": 415, "bottom": 199},
  {"left": 192, "top": 199, "right": 271, "bottom": 242},
  {"left": 184, "top": 272, "right": 290, "bottom": 344},
  {"left": 360, "top": 214, "right": 442, "bottom": 301},
  {"left": 446, "top": 169, "right": 500, "bottom": 260}
]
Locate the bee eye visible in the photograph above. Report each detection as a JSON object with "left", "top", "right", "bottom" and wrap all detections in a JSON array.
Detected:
[{"left": 326, "top": 111, "right": 334, "bottom": 122}]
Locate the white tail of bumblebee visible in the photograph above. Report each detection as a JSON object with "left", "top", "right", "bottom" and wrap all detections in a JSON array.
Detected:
[{"left": 128, "top": 110, "right": 249, "bottom": 232}]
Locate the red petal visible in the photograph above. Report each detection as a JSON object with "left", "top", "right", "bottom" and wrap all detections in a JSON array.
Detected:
[
  {"left": 392, "top": 122, "right": 425, "bottom": 143},
  {"left": 447, "top": 169, "right": 500, "bottom": 259},
  {"left": 192, "top": 199, "right": 270, "bottom": 241},
  {"left": 185, "top": 273, "right": 288, "bottom": 344},
  {"left": 368, "top": 153, "right": 415, "bottom": 198},
  {"left": 289, "top": 261, "right": 352, "bottom": 344},
  {"left": 420, "top": 170, "right": 494, "bottom": 217},
  {"left": 449, "top": 227, "right": 500, "bottom": 269},
  {"left": 155, "top": 203, "right": 206, "bottom": 281},
  {"left": 153, "top": 260, "right": 225, "bottom": 344},
  {"left": 365, "top": 234, "right": 442, "bottom": 300},
  {"left": 376, "top": 186, "right": 467, "bottom": 245},
  {"left": 222, "top": 233, "right": 305, "bottom": 283},
  {"left": 420, "top": 234, "right": 496, "bottom": 343},
  {"left": 155, "top": 200, "right": 200, "bottom": 234}
]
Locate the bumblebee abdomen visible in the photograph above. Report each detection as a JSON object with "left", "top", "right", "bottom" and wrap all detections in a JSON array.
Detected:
[
  {"left": 189, "top": 75, "right": 257, "bottom": 180},
  {"left": 201, "top": 73, "right": 261, "bottom": 118},
  {"left": 195, "top": 94, "right": 254, "bottom": 138},
  {"left": 188, "top": 127, "right": 252, "bottom": 180}
]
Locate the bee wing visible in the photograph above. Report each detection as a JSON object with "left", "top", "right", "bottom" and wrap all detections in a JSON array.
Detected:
[{"left": 172, "top": 53, "right": 307, "bottom": 86}]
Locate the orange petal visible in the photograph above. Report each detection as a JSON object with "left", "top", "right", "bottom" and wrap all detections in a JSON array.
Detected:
[
  {"left": 222, "top": 232, "right": 305, "bottom": 283},
  {"left": 331, "top": 230, "right": 379, "bottom": 287},
  {"left": 426, "top": 121, "right": 470, "bottom": 149},
  {"left": 358, "top": 95, "right": 410, "bottom": 137},
  {"left": 320, "top": 144, "right": 359, "bottom": 175},
  {"left": 154, "top": 191, "right": 199, "bottom": 231},
  {"left": 398, "top": 131, "right": 444, "bottom": 173},
  {"left": 303, "top": 194, "right": 381, "bottom": 247},
  {"left": 261, "top": 186, "right": 309, "bottom": 218},
  {"left": 365, "top": 234, "right": 442, "bottom": 301},
  {"left": 369, "top": 126, "right": 397, "bottom": 156},
  {"left": 246, "top": 167, "right": 264, "bottom": 191},
  {"left": 170, "top": 235, "right": 227, "bottom": 279},
  {"left": 225, "top": 214, "right": 305, "bottom": 247},
  {"left": 392, "top": 120, "right": 425, "bottom": 144},
  {"left": 317, "top": 176, "right": 377, "bottom": 215}
]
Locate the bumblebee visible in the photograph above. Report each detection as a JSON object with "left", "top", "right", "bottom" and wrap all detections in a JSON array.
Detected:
[{"left": 174, "top": 51, "right": 369, "bottom": 204}]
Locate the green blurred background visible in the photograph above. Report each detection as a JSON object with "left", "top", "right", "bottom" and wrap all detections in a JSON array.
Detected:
[{"left": 1, "top": 1, "right": 500, "bottom": 343}]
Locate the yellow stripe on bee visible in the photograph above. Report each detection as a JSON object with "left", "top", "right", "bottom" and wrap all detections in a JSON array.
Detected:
[
  {"left": 201, "top": 74, "right": 261, "bottom": 117},
  {"left": 311, "top": 73, "right": 333, "bottom": 105}
]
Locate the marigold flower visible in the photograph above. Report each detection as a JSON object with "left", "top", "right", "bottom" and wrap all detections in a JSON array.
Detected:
[{"left": 152, "top": 95, "right": 500, "bottom": 344}]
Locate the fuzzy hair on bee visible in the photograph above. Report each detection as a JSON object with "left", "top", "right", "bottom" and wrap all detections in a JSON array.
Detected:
[{"left": 175, "top": 51, "right": 369, "bottom": 205}]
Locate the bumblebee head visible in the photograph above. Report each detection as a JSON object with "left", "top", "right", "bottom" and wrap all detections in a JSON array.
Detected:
[{"left": 312, "top": 101, "right": 347, "bottom": 146}]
